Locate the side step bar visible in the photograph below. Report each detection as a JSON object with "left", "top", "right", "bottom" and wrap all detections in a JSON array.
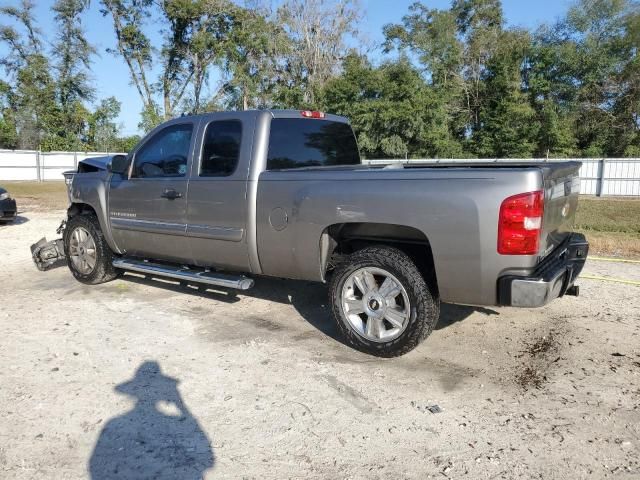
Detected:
[{"left": 112, "top": 258, "right": 254, "bottom": 290}]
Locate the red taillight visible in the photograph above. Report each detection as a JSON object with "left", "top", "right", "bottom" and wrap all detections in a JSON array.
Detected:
[
  {"left": 301, "top": 110, "right": 325, "bottom": 119},
  {"left": 498, "top": 191, "right": 544, "bottom": 255}
]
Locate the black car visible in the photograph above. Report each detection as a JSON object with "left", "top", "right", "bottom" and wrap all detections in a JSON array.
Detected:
[{"left": 0, "top": 186, "right": 17, "bottom": 222}]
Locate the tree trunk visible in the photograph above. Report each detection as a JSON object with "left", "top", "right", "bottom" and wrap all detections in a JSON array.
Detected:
[{"left": 163, "top": 86, "right": 172, "bottom": 120}]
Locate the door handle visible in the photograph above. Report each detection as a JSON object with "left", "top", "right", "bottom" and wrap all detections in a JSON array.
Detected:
[{"left": 161, "top": 189, "right": 182, "bottom": 200}]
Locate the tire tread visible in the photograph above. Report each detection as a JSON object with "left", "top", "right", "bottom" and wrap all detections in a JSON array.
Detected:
[
  {"left": 329, "top": 246, "right": 439, "bottom": 357},
  {"left": 63, "top": 214, "right": 119, "bottom": 285}
]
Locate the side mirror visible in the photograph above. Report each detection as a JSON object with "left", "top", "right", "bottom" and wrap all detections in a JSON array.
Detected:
[{"left": 109, "top": 154, "right": 129, "bottom": 175}]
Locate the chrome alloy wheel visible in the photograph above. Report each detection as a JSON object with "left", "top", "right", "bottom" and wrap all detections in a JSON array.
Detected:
[
  {"left": 69, "top": 226, "right": 97, "bottom": 275},
  {"left": 341, "top": 267, "right": 411, "bottom": 342}
]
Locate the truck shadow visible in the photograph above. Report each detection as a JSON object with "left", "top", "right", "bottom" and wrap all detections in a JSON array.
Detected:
[
  {"left": 88, "top": 361, "right": 214, "bottom": 479},
  {"left": 437, "top": 303, "right": 499, "bottom": 330},
  {"left": 122, "top": 274, "right": 342, "bottom": 342},
  {"left": 120, "top": 274, "right": 497, "bottom": 344}
]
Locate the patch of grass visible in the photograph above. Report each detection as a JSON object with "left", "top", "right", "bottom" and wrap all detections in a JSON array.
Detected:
[
  {"left": 2, "top": 181, "right": 68, "bottom": 212},
  {"left": 575, "top": 196, "right": 640, "bottom": 258},
  {"left": 575, "top": 197, "right": 640, "bottom": 234},
  {"left": 578, "top": 230, "right": 640, "bottom": 259}
]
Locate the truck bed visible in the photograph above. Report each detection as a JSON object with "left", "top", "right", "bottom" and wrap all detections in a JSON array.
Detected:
[{"left": 256, "top": 160, "right": 581, "bottom": 305}]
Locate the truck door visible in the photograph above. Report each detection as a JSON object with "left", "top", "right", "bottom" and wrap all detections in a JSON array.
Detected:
[
  {"left": 185, "top": 117, "right": 250, "bottom": 271},
  {"left": 108, "top": 120, "right": 197, "bottom": 263}
]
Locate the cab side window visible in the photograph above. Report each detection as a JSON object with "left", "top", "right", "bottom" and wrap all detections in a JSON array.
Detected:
[
  {"left": 200, "top": 120, "right": 242, "bottom": 177},
  {"left": 132, "top": 124, "right": 193, "bottom": 178}
]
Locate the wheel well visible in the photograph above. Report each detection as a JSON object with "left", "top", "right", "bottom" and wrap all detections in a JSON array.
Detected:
[
  {"left": 67, "top": 203, "right": 97, "bottom": 218},
  {"left": 322, "top": 223, "right": 438, "bottom": 293}
]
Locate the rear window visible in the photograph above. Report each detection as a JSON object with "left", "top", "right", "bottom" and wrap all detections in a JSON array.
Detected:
[
  {"left": 200, "top": 120, "right": 242, "bottom": 177},
  {"left": 267, "top": 118, "right": 360, "bottom": 170}
]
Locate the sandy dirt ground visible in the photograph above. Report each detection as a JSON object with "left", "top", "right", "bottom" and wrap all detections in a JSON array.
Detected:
[{"left": 1, "top": 211, "right": 639, "bottom": 479}]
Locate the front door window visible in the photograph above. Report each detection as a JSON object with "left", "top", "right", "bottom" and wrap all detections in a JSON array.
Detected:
[{"left": 132, "top": 124, "right": 193, "bottom": 178}]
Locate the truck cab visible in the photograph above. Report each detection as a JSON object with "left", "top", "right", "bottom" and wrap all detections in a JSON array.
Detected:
[{"left": 105, "top": 110, "right": 359, "bottom": 274}]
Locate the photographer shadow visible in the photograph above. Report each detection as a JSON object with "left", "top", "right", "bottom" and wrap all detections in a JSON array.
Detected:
[{"left": 89, "top": 361, "right": 214, "bottom": 479}]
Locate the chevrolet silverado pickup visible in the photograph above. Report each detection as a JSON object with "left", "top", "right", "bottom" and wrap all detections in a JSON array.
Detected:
[{"left": 31, "top": 110, "right": 588, "bottom": 357}]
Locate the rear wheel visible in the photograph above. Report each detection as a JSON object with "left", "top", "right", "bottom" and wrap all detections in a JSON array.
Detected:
[
  {"left": 329, "top": 246, "right": 439, "bottom": 357},
  {"left": 64, "top": 214, "right": 119, "bottom": 284}
]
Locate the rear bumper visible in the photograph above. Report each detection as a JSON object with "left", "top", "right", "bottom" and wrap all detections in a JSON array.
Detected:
[{"left": 497, "top": 233, "right": 589, "bottom": 307}]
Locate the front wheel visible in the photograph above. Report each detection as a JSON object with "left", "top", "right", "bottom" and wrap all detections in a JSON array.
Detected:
[
  {"left": 329, "top": 246, "right": 439, "bottom": 357},
  {"left": 63, "top": 214, "right": 119, "bottom": 285}
]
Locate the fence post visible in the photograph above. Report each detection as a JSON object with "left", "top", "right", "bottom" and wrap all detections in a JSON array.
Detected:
[
  {"left": 35, "top": 150, "right": 41, "bottom": 182},
  {"left": 597, "top": 158, "right": 607, "bottom": 197}
]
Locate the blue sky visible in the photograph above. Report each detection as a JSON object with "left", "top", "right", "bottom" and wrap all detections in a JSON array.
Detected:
[{"left": 1, "top": 0, "right": 572, "bottom": 136}]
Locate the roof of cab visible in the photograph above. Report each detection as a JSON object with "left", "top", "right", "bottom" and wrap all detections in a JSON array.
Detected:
[{"left": 169, "top": 109, "right": 349, "bottom": 124}]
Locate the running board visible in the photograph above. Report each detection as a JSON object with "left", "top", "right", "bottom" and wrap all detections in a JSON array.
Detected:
[{"left": 112, "top": 258, "right": 254, "bottom": 290}]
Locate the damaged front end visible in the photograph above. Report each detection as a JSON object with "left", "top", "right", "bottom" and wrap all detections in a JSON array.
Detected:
[
  {"left": 31, "top": 166, "right": 77, "bottom": 271},
  {"left": 31, "top": 155, "right": 114, "bottom": 272},
  {"left": 31, "top": 220, "right": 67, "bottom": 271}
]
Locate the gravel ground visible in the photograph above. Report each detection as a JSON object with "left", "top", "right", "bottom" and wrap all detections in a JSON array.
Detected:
[{"left": 1, "top": 211, "right": 639, "bottom": 479}]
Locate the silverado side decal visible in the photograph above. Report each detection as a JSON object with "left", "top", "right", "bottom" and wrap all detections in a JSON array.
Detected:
[{"left": 111, "top": 212, "right": 137, "bottom": 218}]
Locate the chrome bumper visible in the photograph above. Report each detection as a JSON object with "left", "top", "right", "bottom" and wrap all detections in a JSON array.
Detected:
[{"left": 498, "top": 233, "right": 589, "bottom": 308}]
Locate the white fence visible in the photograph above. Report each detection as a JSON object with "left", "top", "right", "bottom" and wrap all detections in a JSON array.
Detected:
[
  {"left": 0, "top": 150, "right": 123, "bottom": 181},
  {"left": 1, "top": 150, "right": 639, "bottom": 196}
]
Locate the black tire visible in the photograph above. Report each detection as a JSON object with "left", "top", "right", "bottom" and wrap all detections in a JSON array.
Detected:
[
  {"left": 64, "top": 214, "right": 119, "bottom": 285},
  {"left": 329, "top": 246, "right": 439, "bottom": 357}
]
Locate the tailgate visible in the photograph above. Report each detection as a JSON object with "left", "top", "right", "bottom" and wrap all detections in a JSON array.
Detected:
[{"left": 539, "top": 162, "right": 582, "bottom": 258}]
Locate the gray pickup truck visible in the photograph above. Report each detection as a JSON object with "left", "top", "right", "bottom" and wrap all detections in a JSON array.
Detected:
[{"left": 32, "top": 109, "right": 588, "bottom": 356}]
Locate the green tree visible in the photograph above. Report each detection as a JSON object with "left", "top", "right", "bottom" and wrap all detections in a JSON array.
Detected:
[
  {"left": 0, "top": 0, "right": 57, "bottom": 149},
  {"left": 613, "top": 3, "right": 640, "bottom": 156},
  {"left": 45, "top": 0, "right": 95, "bottom": 150},
  {"left": 320, "top": 54, "right": 464, "bottom": 159},
  {"left": 112, "top": 134, "right": 140, "bottom": 153},
  {"left": 0, "top": 80, "right": 18, "bottom": 148},
  {"left": 1, "top": 0, "right": 147, "bottom": 151},
  {"left": 88, "top": 96, "right": 121, "bottom": 151},
  {"left": 218, "top": 5, "right": 291, "bottom": 111},
  {"left": 383, "top": 3, "right": 466, "bottom": 155},
  {"left": 452, "top": 0, "right": 504, "bottom": 134},
  {"left": 0, "top": 0, "right": 43, "bottom": 72},
  {"left": 3, "top": 0, "right": 639, "bottom": 157},
  {"left": 277, "top": 0, "right": 362, "bottom": 106},
  {"left": 161, "top": 0, "right": 238, "bottom": 117},
  {"left": 99, "top": 0, "right": 157, "bottom": 125},
  {"left": 101, "top": 0, "right": 240, "bottom": 124},
  {"left": 53, "top": 0, "right": 95, "bottom": 115},
  {"left": 527, "top": 25, "right": 579, "bottom": 157},
  {"left": 383, "top": 0, "right": 509, "bottom": 157},
  {"left": 474, "top": 30, "right": 539, "bottom": 157},
  {"left": 536, "top": 0, "right": 640, "bottom": 157},
  {"left": 384, "top": 4, "right": 462, "bottom": 87}
]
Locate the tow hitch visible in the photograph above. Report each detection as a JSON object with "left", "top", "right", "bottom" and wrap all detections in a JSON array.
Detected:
[{"left": 31, "top": 220, "right": 67, "bottom": 271}]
